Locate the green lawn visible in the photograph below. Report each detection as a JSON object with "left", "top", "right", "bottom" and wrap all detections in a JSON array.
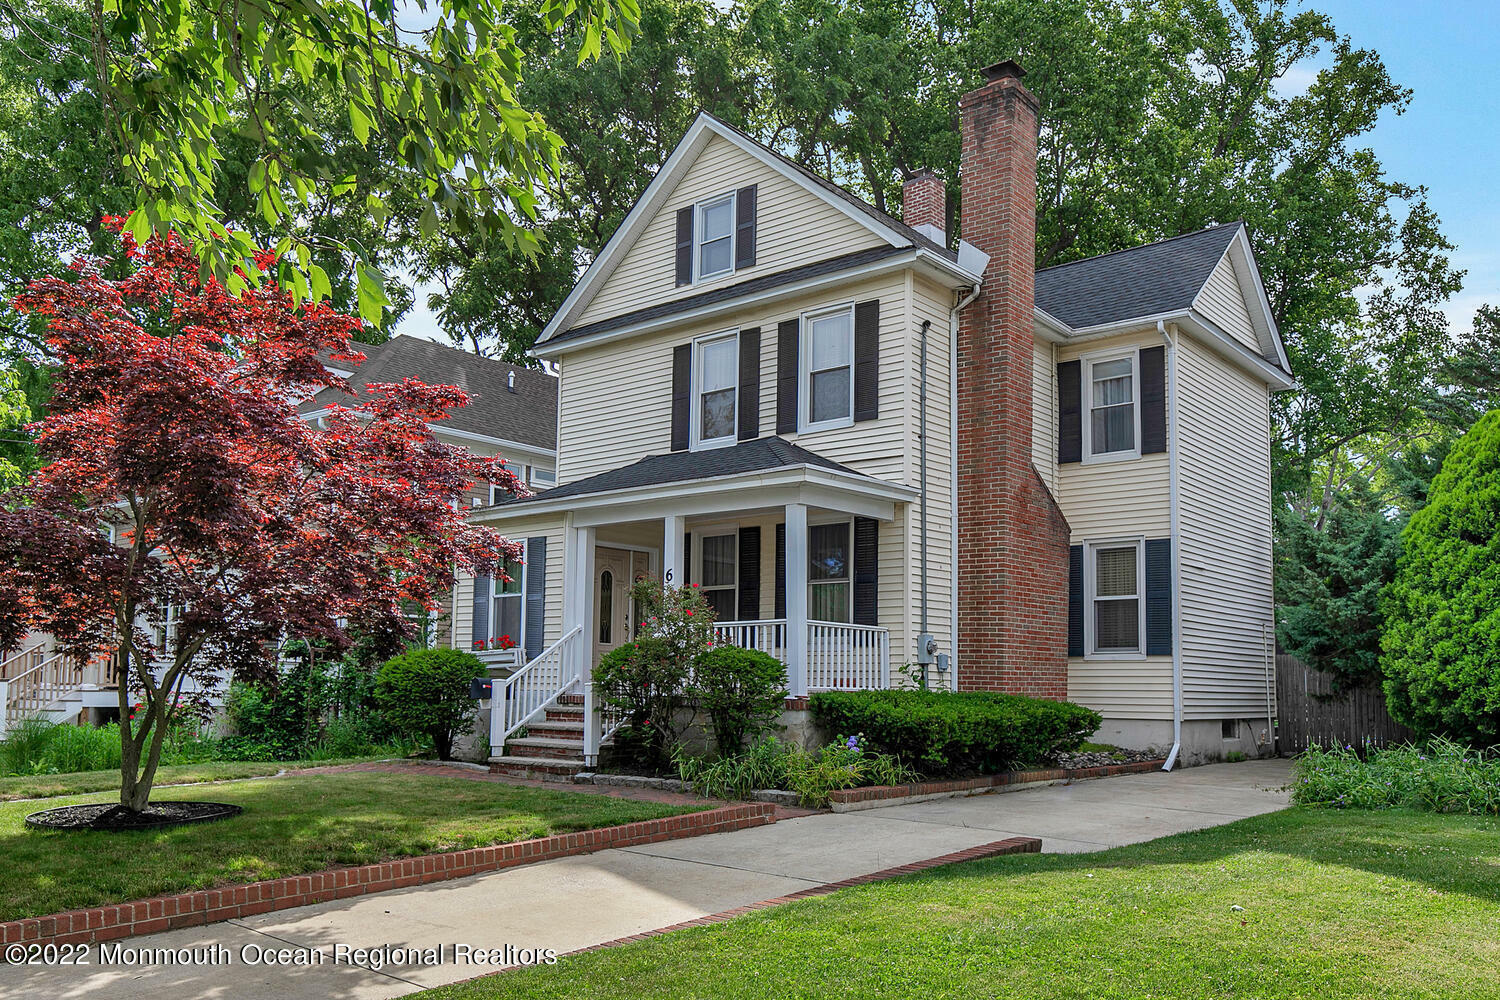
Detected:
[
  {"left": 0, "top": 771, "right": 704, "bottom": 920},
  {"left": 423, "top": 808, "right": 1500, "bottom": 1000},
  {"left": 0, "top": 757, "right": 393, "bottom": 801}
]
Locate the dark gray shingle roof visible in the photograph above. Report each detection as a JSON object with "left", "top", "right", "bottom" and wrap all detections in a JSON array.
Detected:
[
  {"left": 1034, "top": 222, "right": 1243, "bottom": 331},
  {"left": 502, "top": 437, "right": 864, "bottom": 504},
  {"left": 301, "top": 335, "right": 557, "bottom": 450}
]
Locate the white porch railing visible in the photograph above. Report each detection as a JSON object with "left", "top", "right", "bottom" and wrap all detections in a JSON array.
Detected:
[
  {"left": 713, "top": 619, "right": 890, "bottom": 692},
  {"left": 489, "top": 625, "right": 585, "bottom": 753},
  {"left": 0, "top": 642, "right": 46, "bottom": 680},
  {"left": 712, "top": 620, "right": 788, "bottom": 664}
]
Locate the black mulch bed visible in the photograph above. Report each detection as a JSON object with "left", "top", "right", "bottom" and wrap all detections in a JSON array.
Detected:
[{"left": 25, "top": 802, "right": 244, "bottom": 832}]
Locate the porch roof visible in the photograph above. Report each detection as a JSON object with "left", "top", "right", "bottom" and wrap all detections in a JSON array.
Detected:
[{"left": 474, "top": 437, "right": 916, "bottom": 525}]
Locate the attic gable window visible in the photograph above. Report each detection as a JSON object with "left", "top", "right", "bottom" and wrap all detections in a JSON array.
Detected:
[{"left": 697, "top": 192, "right": 736, "bottom": 279}]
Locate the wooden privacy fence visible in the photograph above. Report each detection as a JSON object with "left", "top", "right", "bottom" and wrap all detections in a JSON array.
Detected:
[{"left": 1275, "top": 653, "right": 1415, "bottom": 753}]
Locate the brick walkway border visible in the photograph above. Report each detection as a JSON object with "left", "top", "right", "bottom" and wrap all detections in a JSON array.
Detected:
[
  {"left": 0, "top": 802, "right": 775, "bottom": 953},
  {"left": 827, "top": 758, "right": 1168, "bottom": 811}
]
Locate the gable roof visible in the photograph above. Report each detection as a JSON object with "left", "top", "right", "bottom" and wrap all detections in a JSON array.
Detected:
[
  {"left": 500, "top": 437, "right": 868, "bottom": 505},
  {"left": 535, "top": 112, "right": 977, "bottom": 351},
  {"left": 1035, "top": 222, "right": 1292, "bottom": 376},
  {"left": 1035, "top": 223, "right": 1242, "bottom": 330},
  {"left": 300, "top": 335, "right": 558, "bottom": 451}
]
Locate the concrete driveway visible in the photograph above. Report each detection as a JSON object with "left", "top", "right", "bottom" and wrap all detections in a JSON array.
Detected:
[{"left": 0, "top": 758, "right": 1292, "bottom": 1000}]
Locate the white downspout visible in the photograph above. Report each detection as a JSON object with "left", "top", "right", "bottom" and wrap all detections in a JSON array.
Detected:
[
  {"left": 1160, "top": 320, "right": 1184, "bottom": 771},
  {"left": 949, "top": 284, "right": 981, "bottom": 691}
]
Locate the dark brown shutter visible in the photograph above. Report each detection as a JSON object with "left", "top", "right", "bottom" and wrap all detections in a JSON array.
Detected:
[
  {"left": 774, "top": 523, "right": 786, "bottom": 618},
  {"left": 1058, "top": 360, "right": 1082, "bottom": 464},
  {"left": 1140, "top": 346, "right": 1166, "bottom": 455},
  {"left": 735, "top": 184, "right": 757, "bottom": 269},
  {"left": 1067, "top": 544, "right": 1084, "bottom": 657},
  {"left": 471, "top": 573, "right": 490, "bottom": 648},
  {"left": 737, "top": 526, "right": 761, "bottom": 620},
  {"left": 675, "top": 206, "right": 694, "bottom": 286},
  {"left": 738, "top": 327, "right": 760, "bottom": 441},
  {"left": 670, "top": 343, "right": 691, "bottom": 452},
  {"left": 852, "top": 517, "right": 878, "bottom": 626},
  {"left": 682, "top": 533, "right": 692, "bottom": 588},
  {"left": 776, "top": 319, "right": 799, "bottom": 435},
  {"left": 853, "top": 299, "right": 880, "bottom": 422},
  {"left": 1145, "top": 538, "right": 1172, "bottom": 655}
]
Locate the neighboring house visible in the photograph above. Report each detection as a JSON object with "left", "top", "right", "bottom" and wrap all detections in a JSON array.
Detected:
[
  {"left": 0, "top": 335, "right": 557, "bottom": 731},
  {"left": 455, "top": 60, "right": 1295, "bottom": 776}
]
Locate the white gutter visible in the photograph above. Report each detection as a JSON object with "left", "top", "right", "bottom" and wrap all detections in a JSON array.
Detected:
[
  {"left": 1160, "top": 320, "right": 1184, "bottom": 771},
  {"left": 949, "top": 283, "right": 982, "bottom": 690}
]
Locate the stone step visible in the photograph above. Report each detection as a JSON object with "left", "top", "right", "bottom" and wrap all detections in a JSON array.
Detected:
[
  {"left": 488, "top": 755, "right": 585, "bottom": 782},
  {"left": 524, "top": 721, "right": 585, "bottom": 742},
  {"left": 504, "top": 736, "right": 586, "bottom": 761}
]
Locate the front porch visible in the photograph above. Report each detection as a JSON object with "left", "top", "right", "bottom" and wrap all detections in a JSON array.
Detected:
[{"left": 472, "top": 439, "right": 918, "bottom": 766}]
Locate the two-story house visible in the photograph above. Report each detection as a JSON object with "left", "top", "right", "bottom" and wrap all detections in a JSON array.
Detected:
[{"left": 461, "top": 61, "right": 1294, "bottom": 776}]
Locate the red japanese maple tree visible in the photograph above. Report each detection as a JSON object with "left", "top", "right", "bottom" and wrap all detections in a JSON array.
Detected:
[{"left": 0, "top": 227, "right": 523, "bottom": 812}]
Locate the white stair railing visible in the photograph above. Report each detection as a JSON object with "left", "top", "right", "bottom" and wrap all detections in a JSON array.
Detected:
[
  {"left": 488, "top": 625, "right": 584, "bottom": 754},
  {"left": 0, "top": 643, "right": 46, "bottom": 681},
  {"left": 806, "top": 621, "right": 890, "bottom": 691},
  {"left": 4, "top": 651, "right": 83, "bottom": 722}
]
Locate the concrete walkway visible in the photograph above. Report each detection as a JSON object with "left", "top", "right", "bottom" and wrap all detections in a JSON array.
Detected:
[{"left": 0, "top": 758, "right": 1291, "bottom": 1000}]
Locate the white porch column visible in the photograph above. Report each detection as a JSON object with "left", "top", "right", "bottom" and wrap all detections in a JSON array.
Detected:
[
  {"left": 784, "top": 503, "right": 809, "bottom": 698},
  {"left": 0, "top": 680, "right": 8, "bottom": 739},
  {"left": 565, "top": 524, "right": 601, "bottom": 764},
  {"left": 662, "top": 514, "right": 686, "bottom": 589}
]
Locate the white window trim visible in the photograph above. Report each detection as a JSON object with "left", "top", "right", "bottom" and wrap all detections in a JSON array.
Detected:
[
  {"left": 693, "top": 529, "right": 739, "bottom": 620},
  {"left": 1080, "top": 348, "right": 1142, "bottom": 464},
  {"left": 528, "top": 465, "right": 556, "bottom": 487},
  {"left": 693, "top": 190, "right": 737, "bottom": 283},
  {"left": 690, "top": 329, "right": 739, "bottom": 451},
  {"left": 807, "top": 516, "right": 853, "bottom": 624},
  {"left": 491, "top": 539, "right": 527, "bottom": 652},
  {"left": 798, "top": 303, "right": 856, "bottom": 434},
  {"left": 1082, "top": 538, "right": 1146, "bottom": 660}
]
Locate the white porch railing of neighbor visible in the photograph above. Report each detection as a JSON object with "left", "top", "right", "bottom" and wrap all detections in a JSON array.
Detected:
[
  {"left": 713, "top": 619, "right": 890, "bottom": 691},
  {"left": 806, "top": 621, "right": 890, "bottom": 691},
  {"left": 489, "top": 625, "right": 584, "bottom": 752},
  {"left": 4, "top": 651, "right": 80, "bottom": 722}
]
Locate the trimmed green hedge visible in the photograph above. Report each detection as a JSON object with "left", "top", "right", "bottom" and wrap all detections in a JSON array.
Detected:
[{"left": 808, "top": 689, "right": 1102, "bottom": 775}]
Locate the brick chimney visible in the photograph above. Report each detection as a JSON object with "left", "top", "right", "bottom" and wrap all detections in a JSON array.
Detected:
[
  {"left": 954, "top": 60, "right": 1071, "bottom": 698},
  {"left": 902, "top": 169, "right": 947, "bottom": 246}
]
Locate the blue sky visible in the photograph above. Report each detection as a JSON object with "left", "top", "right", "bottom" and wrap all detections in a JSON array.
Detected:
[
  {"left": 1298, "top": 0, "right": 1498, "bottom": 330},
  {"left": 396, "top": 0, "right": 1498, "bottom": 344}
]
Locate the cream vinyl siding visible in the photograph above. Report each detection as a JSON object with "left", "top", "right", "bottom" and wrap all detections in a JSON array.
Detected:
[
  {"left": 571, "top": 135, "right": 886, "bottom": 330},
  {"left": 1054, "top": 331, "right": 1170, "bottom": 540},
  {"left": 1031, "top": 334, "right": 1058, "bottom": 494},
  {"left": 1176, "top": 333, "right": 1276, "bottom": 720},
  {"left": 453, "top": 516, "right": 566, "bottom": 656},
  {"left": 1195, "top": 253, "right": 1260, "bottom": 353},
  {"left": 557, "top": 272, "right": 913, "bottom": 483},
  {"left": 905, "top": 276, "right": 955, "bottom": 674},
  {"left": 1068, "top": 658, "right": 1174, "bottom": 720}
]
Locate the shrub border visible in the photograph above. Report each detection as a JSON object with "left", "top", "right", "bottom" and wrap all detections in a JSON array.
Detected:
[
  {"left": 0, "top": 803, "right": 774, "bottom": 953},
  {"left": 826, "top": 759, "right": 1167, "bottom": 811}
]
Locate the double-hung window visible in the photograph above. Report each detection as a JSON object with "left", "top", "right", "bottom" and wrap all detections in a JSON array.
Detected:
[
  {"left": 492, "top": 545, "right": 526, "bottom": 649},
  {"left": 808, "top": 520, "right": 852, "bottom": 623},
  {"left": 802, "top": 305, "right": 854, "bottom": 431},
  {"left": 1087, "top": 541, "right": 1143, "bottom": 655},
  {"left": 696, "top": 193, "right": 736, "bottom": 280},
  {"left": 693, "top": 332, "right": 738, "bottom": 448},
  {"left": 1085, "top": 353, "right": 1138, "bottom": 459},
  {"left": 698, "top": 532, "right": 738, "bottom": 621}
]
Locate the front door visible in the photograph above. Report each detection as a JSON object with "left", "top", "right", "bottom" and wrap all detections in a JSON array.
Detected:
[{"left": 594, "top": 547, "right": 634, "bottom": 666}]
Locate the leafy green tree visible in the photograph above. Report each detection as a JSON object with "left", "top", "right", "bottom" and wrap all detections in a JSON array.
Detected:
[
  {"left": 1437, "top": 305, "right": 1500, "bottom": 426},
  {"left": 1381, "top": 411, "right": 1500, "bottom": 744},
  {"left": 0, "top": 368, "right": 28, "bottom": 492},
  {"left": 0, "top": 0, "right": 640, "bottom": 322}
]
